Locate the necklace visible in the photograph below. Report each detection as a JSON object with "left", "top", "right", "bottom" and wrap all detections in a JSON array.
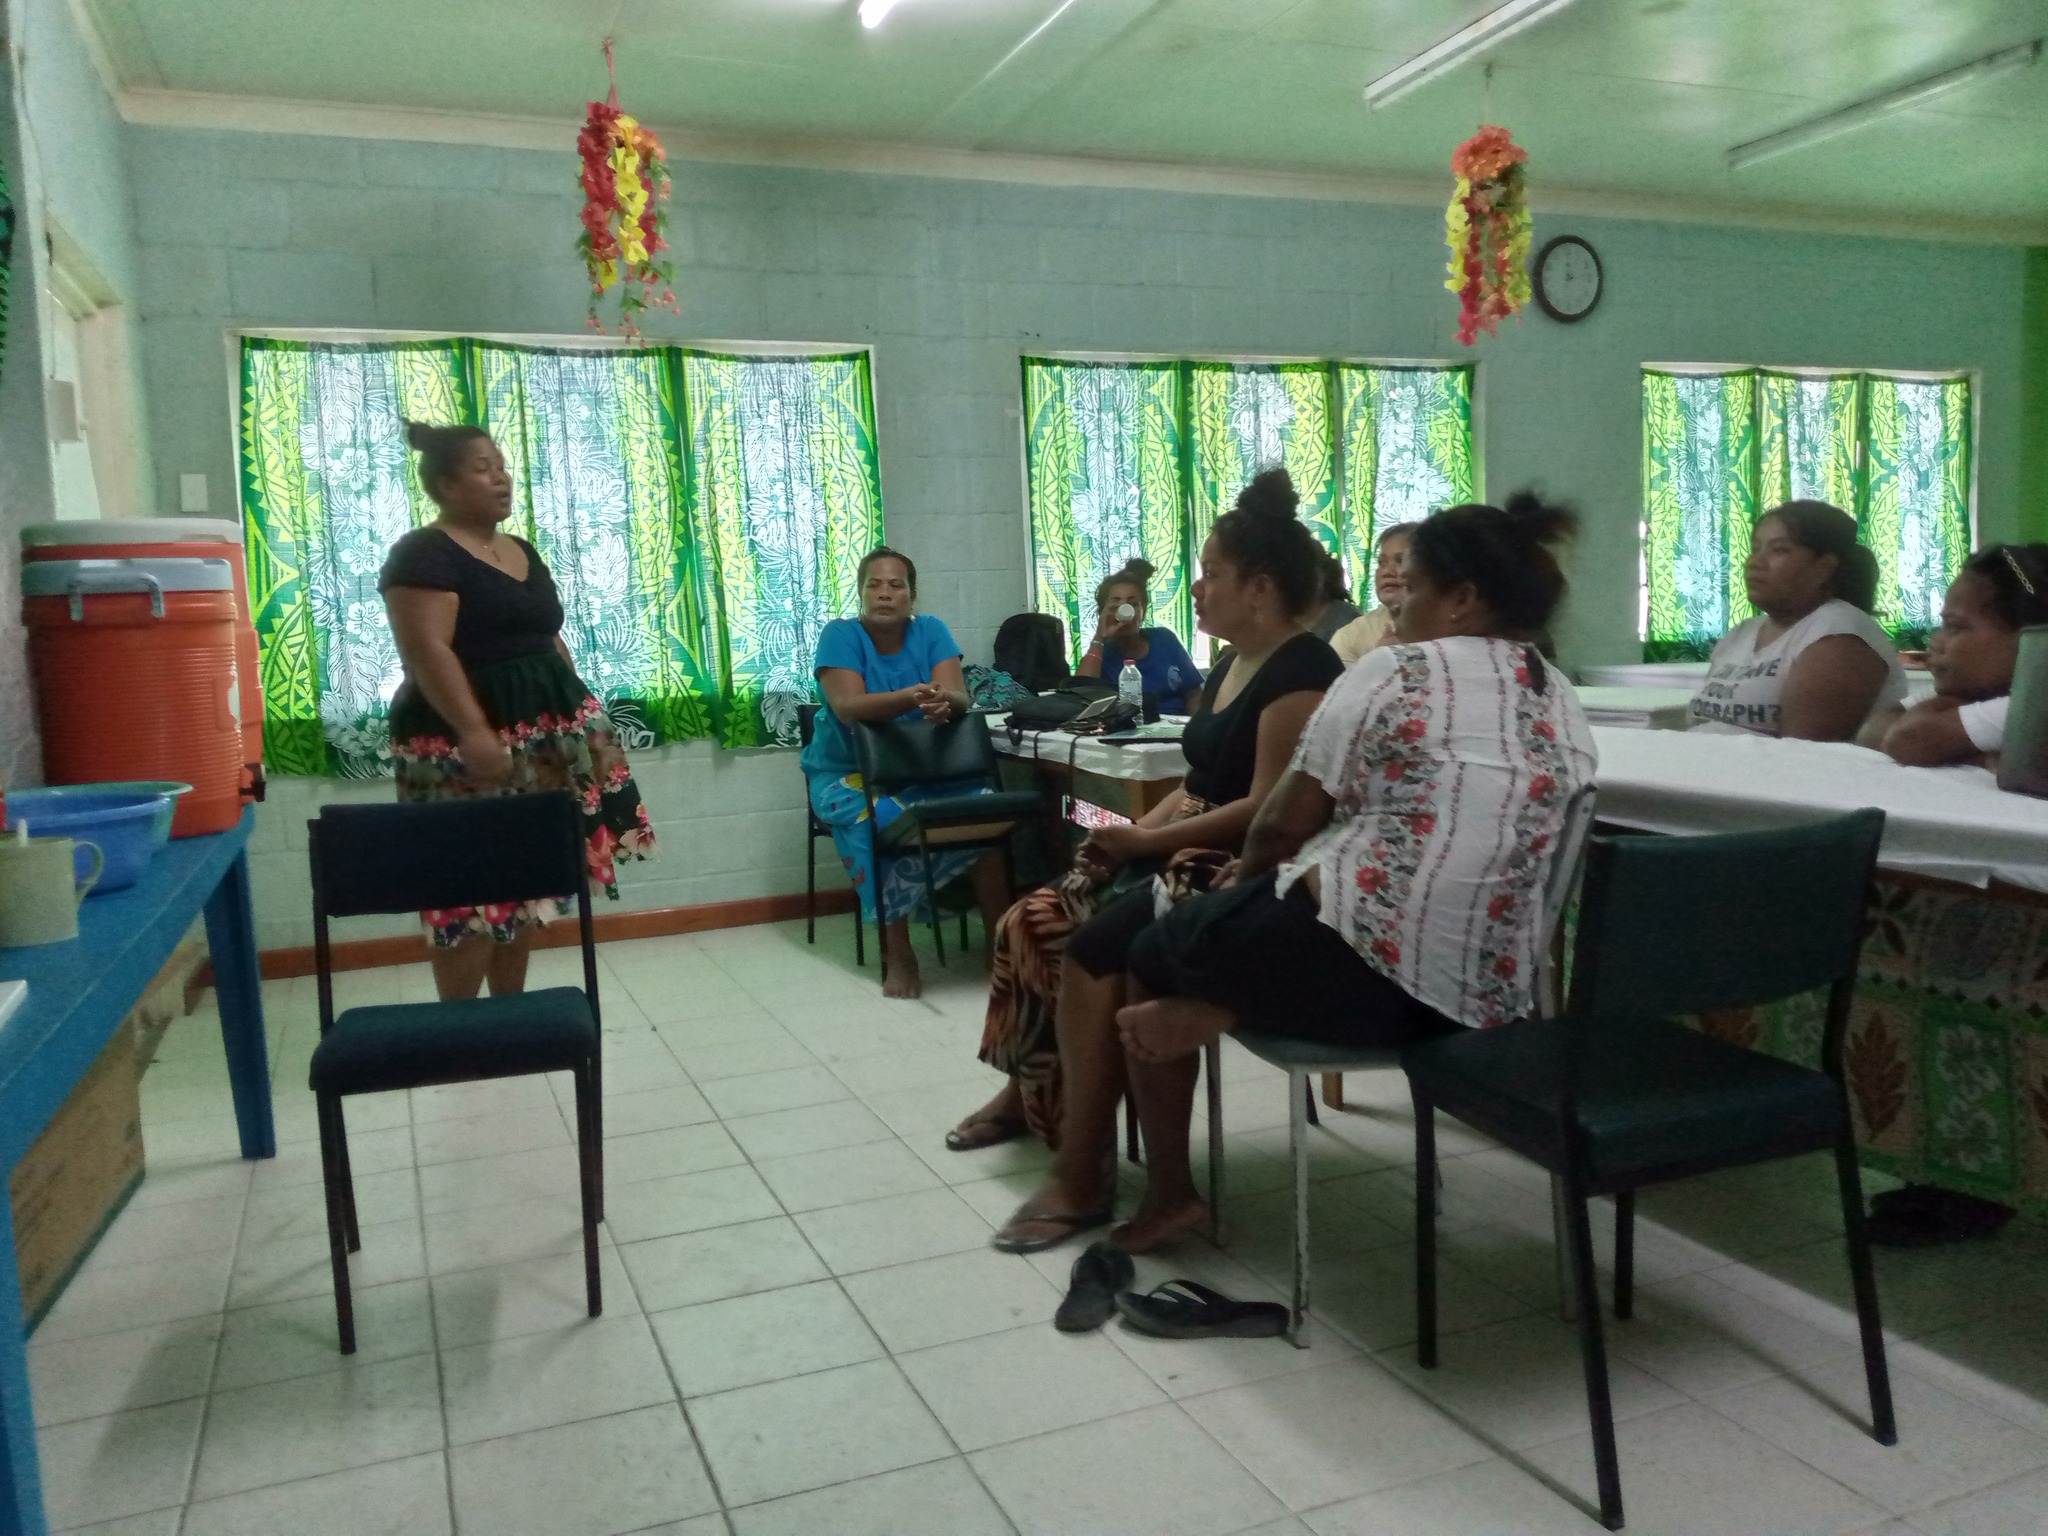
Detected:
[{"left": 442, "top": 524, "right": 511, "bottom": 570}]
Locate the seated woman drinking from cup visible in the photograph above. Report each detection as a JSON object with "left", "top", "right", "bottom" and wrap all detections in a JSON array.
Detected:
[
  {"left": 953, "top": 470, "right": 1341, "bottom": 1173},
  {"left": 1688, "top": 500, "right": 1906, "bottom": 741},
  {"left": 1859, "top": 544, "right": 2048, "bottom": 767},
  {"left": 1073, "top": 558, "right": 1202, "bottom": 714},
  {"left": 803, "top": 546, "right": 1009, "bottom": 999},
  {"left": 1097, "top": 494, "right": 1597, "bottom": 1253}
]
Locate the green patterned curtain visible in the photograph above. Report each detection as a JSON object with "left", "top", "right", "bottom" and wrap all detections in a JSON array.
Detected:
[
  {"left": 1643, "top": 370, "right": 1756, "bottom": 661},
  {"left": 240, "top": 338, "right": 472, "bottom": 776},
  {"left": 1187, "top": 363, "right": 1339, "bottom": 574},
  {"left": 1645, "top": 368, "right": 1972, "bottom": 657},
  {"left": 1336, "top": 364, "right": 1475, "bottom": 595},
  {"left": 1022, "top": 358, "right": 1189, "bottom": 663},
  {"left": 473, "top": 344, "right": 718, "bottom": 748},
  {"left": 1865, "top": 375, "right": 1971, "bottom": 644},
  {"left": 241, "top": 337, "right": 882, "bottom": 773},
  {"left": 1758, "top": 371, "right": 1861, "bottom": 511},
  {"left": 679, "top": 350, "right": 884, "bottom": 748}
]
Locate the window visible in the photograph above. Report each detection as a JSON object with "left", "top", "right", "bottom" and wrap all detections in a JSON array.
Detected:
[
  {"left": 1642, "top": 366, "right": 1971, "bottom": 659},
  {"left": 239, "top": 336, "right": 882, "bottom": 776},
  {"left": 1022, "top": 357, "right": 1473, "bottom": 664}
]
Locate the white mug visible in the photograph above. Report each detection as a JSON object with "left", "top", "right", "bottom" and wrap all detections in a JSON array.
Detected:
[{"left": 0, "top": 836, "right": 104, "bottom": 947}]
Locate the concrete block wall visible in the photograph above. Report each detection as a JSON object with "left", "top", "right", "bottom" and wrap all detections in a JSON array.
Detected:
[{"left": 120, "top": 121, "right": 2029, "bottom": 949}]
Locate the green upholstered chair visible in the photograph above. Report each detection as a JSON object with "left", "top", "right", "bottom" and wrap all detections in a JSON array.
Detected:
[
  {"left": 1402, "top": 809, "right": 1895, "bottom": 1530},
  {"left": 849, "top": 715, "right": 1038, "bottom": 983},
  {"left": 307, "top": 792, "right": 603, "bottom": 1354}
]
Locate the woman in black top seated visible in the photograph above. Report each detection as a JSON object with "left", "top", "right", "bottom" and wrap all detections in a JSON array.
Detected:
[
  {"left": 381, "top": 422, "right": 655, "bottom": 1003},
  {"left": 963, "top": 471, "right": 1341, "bottom": 1247}
]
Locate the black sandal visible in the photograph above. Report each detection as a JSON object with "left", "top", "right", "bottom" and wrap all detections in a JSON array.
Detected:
[
  {"left": 1055, "top": 1242, "right": 1135, "bottom": 1333},
  {"left": 1114, "top": 1279, "right": 1289, "bottom": 1340}
]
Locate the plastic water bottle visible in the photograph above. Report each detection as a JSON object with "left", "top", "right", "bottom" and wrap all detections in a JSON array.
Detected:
[{"left": 1118, "top": 660, "right": 1143, "bottom": 711}]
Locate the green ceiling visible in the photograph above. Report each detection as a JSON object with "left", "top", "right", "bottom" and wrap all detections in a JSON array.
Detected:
[{"left": 89, "top": 0, "right": 2048, "bottom": 236}]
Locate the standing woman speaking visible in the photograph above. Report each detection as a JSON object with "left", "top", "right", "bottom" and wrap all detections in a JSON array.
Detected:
[{"left": 381, "top": 421, "right": 657, "bottom": 1003}]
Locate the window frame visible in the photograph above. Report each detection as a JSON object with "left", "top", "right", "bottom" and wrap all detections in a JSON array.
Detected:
[{"left": 1638, "top": 360, "right": 1978, "bottom": 655}]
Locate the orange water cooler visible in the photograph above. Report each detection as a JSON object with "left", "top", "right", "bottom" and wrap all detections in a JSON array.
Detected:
[
  {"left": 22, "top": 557, "right": 245, "bottom": 837},
  {"left": 22, "top": 519, "right": 265, "bottom": 801}
]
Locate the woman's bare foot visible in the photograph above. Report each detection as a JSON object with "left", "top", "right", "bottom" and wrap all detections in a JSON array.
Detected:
[
  {"left": 1117, "top": 997, "right": 1234, "bottom": 1063},
  {"left": 881, "top": 923, "right": 923, "bottom": 999},
  {"left": 948, "top": 1079, "right": 1029, "bottom": 1151},
  {"left": 1111, "top": 1192, "right": 1211, "bottom": 1254}
]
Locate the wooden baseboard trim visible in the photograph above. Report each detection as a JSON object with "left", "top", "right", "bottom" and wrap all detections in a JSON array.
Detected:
[{"left": 196, "top": 889, "right": 859, "bottom": 984}]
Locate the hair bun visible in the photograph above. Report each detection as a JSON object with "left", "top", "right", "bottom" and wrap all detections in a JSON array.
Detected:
[
  {"left": 1500, "top": 489, "right": 1578, "bottom": 549},
  {"left": 403, "top": 419, "right": 435, "bottom": 450},
  {"left": 1121, "top": 558, "right": 1156, "bottom": 584},
  {"left": 1235, "top": 467, "right": 1300, "bottom": 522}
]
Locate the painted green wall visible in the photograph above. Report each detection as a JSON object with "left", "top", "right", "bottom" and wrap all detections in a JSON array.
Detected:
[
  {"left": 117, "top": 125, "right": 2031, "bottom": 941},
  {"left": 124, "top": 126, "right": 2028, "bottom": 673},
  {"left": 2024, "top": 247, "right": 2048, "bottom": 545}
]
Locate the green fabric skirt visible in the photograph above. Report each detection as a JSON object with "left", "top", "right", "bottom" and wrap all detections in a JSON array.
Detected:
[{"left": 391, "top": 651, "right": 657, "bottom": 947}]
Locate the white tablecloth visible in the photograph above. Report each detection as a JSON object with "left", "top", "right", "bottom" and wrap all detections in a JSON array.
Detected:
[
  {"left": 1582, "top": 661, "right": 1937, "bottom": 701},
  {"left": 988, "top": 716, "right": 1189, "bottom": 782},
  {"left": 1591, "top": 726, "right": 2048, "bottom": 893},
  {"left": 1576, "top": 686, "right": 1693, "bottom": 731}
]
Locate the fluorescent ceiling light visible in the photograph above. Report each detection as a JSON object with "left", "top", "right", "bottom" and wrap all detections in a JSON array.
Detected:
[
  {"left": 1365, "top": 0, "right": 1581, "bottom": 109},
  {"left": 1727, "top": 39, "right": 2042, "bottom": 170},
  {"left": 859, "top": 0, "right": 901, "bottom": 28}
]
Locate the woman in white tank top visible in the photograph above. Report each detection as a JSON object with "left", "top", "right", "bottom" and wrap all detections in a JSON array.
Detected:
[{"left": 1688, "top": 500, "right": 1906, "bottom": 740}]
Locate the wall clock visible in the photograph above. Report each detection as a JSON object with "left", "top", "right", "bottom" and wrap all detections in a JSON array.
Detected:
[{"left": 1533, "top": 235, "right": 1602, "bottom": 323}]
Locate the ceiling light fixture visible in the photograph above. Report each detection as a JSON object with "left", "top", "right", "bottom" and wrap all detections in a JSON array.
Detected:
[
  {"left": 1726, "top": 38, "right": 2042, "bottom": 170},
  {"left": 1365, "top": 0, "right": 1581, "bottom": 110},
  {"left": 859, "top": 0, "right": 901, "bottom": 29}
]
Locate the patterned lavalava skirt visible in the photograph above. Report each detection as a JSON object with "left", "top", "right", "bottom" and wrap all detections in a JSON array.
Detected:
[{"left": 391, "top": 651, "right": 657, "bottom": 947}]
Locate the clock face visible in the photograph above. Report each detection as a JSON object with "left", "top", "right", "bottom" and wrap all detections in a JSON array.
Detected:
[{"left": 1536, "top": 236, "right": 1602, "bottom": 323}]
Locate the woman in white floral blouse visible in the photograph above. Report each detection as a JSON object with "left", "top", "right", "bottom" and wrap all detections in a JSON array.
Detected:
[{"left": 1101, "top": 493, "right": 1598, "bottom": 1251}]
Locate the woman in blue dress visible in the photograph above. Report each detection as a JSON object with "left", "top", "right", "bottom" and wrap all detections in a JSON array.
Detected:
[
  {"left": 803, "top": 547, "right": 1009, "bottom": 997},
  {"left": 1074, "top": 559, "right": 1202, "bottom": 713}
]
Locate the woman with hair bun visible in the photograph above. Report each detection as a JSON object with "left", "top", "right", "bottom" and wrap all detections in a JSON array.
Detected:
[
  {"left": 1074, "top": 558, "right": 1202, "bottom": 713},
  {"left": 380, "top": 422, "right": 655, "bottom": 1003},
  {"left": 980, "top": 469, "right": 1343, "bottom": 1244},
  {"left": 1042, "top": 493, "right": 1597, "bottom": 1254},
  {"left": 1688, "top": 500, "right": 1906, "bottom": 741}
]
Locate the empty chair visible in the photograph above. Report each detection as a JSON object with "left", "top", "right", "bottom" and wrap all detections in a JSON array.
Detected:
[
  {"left": 849, "top": 714, "right": 1038, "bottom": 982},
  {"left": 1403, "top": 810, "right": 1895, "bottom": 1530},
  {"left": 306, "top": 793, "right": 604, "bottom": 1353}
]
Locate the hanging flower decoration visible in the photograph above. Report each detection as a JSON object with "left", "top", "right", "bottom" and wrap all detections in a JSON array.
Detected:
[
  {"left": 577, "top": 42, "right": 677, "bottom": 336},
  {"left": 1444, "top": 125, "right": 1531, "bottom": 346}
]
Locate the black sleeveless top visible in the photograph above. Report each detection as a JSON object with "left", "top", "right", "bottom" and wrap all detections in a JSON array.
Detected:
[
  {"left": 379, "top": 528, "right": 563, "bottom": 670},
  {"left": 1181, "top": 632, "right": 1343, "bottom": 804}
]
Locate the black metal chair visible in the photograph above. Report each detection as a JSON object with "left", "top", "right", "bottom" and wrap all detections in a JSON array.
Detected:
[
  {"left": 1403, "top": 810, "right": 1895, "bottom": 1530},
  {"left": 850, "top": 715, "right": 1040, "bottom": 983},
  {"left": 1210, "top": 784, "right": 1600, "bottom": 1345},
  {"left": 306, "top": 793, "right": 604, "bottom": 1354},
  {"left": 798, "top": 703, "right": 864, "bottom": 967}
]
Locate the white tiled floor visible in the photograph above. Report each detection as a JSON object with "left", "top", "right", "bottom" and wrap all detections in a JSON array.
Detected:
[{"left": 30, "top": 916, "right": 2048, "bottom": 1535}]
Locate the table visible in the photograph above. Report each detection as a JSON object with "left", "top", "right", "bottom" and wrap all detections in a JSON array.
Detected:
[
  {"left": 1590, "top": 728, "right": 2048, "bottom": 1219},
  {"left": 990, "top": 717, "right": 1190, "bottom": 820},
  {"left": 1576, "top": 686, "right": 1693, "bottom": 731},
  {"left": 0, "top": 810, "right": 272, "bottom": 1536},
  {"left": 1582, "top": 661, "right": 1939, "bottom": 701}
]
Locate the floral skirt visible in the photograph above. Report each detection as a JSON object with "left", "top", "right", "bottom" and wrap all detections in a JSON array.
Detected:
[
  {"left": 808, "top": 773, "right": 991, "bottom": 925},
  {"left": 392, "top": 651, "right": 656, "bottom": 947}
]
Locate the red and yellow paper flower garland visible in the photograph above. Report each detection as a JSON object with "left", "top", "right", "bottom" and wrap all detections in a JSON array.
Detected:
[
  {"left": 577, "top": 61, "right": 676, "bottom": 336},
  {"left": 1444, "top": 125, "right": 1531, "bottom": 346}
]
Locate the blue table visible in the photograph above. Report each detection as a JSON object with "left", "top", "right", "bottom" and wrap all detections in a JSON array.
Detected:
[{"left": 0, "top": 808, "right": 272, "bottom": 1536}]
